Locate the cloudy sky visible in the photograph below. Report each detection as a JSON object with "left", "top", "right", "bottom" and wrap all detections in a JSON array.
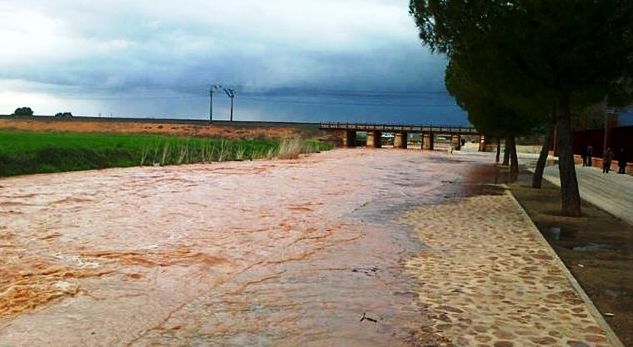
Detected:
[{"left": 0, "top": 0, "right": 467, "bottom": 124}]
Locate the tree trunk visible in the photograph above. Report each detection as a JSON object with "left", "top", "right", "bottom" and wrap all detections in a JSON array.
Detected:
[
  {"left": 502, "top": 138, "right": 510, "bottom": 166},
  {"left": 508, "top": 135, "right": 519, "bottom": 181},
  {"left": 495, "top": 137, "right": 501, "bottom": 163},
  {"left": 532, "top": 128, "right": 552, "bottom": 189},
  {"left": 555, "top": 92, "right": 581, "bottom": 216}
]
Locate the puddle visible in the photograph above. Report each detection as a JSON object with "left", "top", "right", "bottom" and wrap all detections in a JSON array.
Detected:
[
  {"left": 572, "top": 242, "right": 612, "bottom": 252},
  {"left": 545, "top": 226, "right": 577, "bottom": 241}
]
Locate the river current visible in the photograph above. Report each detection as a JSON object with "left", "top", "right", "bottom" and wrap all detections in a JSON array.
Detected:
[{"left": 0, "top": 148, "right": 498, "bottom": 346}]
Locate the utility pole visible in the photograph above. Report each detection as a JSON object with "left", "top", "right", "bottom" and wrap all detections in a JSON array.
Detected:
[
  {"left": 224, "top": 88, "right": 236, "bottom": 122},
  {"left": 209, "top": 84, "right": 222, "bottom": 124}
]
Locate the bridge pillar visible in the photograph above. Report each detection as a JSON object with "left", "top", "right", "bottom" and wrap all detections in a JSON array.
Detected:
[
  {"left": 451, "top": 134, "right": 461, "bottom": 150},
  {"left": 478, "top": 134, "right": 486, "bottom": 152},
  {"left": 422, "top": 133, "right": 434, "bottom": 150},
  {"left": 343, "top": 130, "right": 356, "bottom": 147},
  {"left": 394, "top": 132, "right": 408, "bottom": 149},
  {"left": 366, "top": 131, "right": 382, "bottom": 148}
]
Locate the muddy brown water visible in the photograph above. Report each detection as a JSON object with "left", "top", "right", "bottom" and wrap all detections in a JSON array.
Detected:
[{"left": 0, "top": 149, "right": 499, "bottom": 346}]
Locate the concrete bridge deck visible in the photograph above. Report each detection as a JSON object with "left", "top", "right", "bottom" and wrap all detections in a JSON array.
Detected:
[
  {"left": 319, "top": 122, "right": 479, "bottom": 135},
  {"left": 319, "top": 122, "right": 485, "bottom": 151}
]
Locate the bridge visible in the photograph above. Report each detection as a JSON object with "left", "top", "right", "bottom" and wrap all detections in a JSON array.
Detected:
[{"left": 319, "top": 122, "right": 486, "bottom": 151}]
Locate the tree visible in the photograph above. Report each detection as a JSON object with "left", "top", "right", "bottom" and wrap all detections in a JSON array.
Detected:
[
  {"left": 532, "top": 128, "right": 553, "bottom": 188},
  {"left": 502, "top": 139, "right": 511, "bottom": 167},
  {"left": 410, "top": 0, "right": 633, "bottom": 216},
  {"left": 13, "top": 107, "right": 34, "bottom": 116},
  {"left": 444, "top": 59, "right": 544, "bottom": 180}
]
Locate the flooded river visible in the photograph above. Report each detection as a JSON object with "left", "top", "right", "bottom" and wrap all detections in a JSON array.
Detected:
[{"left": 0, "top": 149, "right": 501, "bottom": 346}]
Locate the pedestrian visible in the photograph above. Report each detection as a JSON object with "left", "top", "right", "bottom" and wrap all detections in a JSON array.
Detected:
[
  {"left": 580, "top": 145, "right": 587, "bottom": 166},
  {"left": 587, "top": 145, "right": 593, "bottom": 167},
  {"left": 603, "top": 147, "right": 614, "bottom": 174},
  {"left": 618, "top": 148, "right": 627, "bottom": 174}
]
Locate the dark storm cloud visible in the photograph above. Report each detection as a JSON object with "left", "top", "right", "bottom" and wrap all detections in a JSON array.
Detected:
[{"left": 0, "top": 0, "right": 465, "bottom": 123}]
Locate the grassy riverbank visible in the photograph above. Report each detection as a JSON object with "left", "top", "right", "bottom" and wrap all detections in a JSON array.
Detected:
[{"left": 0, "top": 130, "right": 331, "bottom": 177}]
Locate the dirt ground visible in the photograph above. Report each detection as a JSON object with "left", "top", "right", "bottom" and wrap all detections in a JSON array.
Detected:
[
  {"left": 0, "top": 117, "right": 321, "bottom": 139},
  {"left": 510, "top": 172, "right": 633, "bottom": 346}
]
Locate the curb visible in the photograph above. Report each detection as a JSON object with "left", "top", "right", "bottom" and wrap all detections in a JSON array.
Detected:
[{"left": 504, "top": 187, "right": 624, "bottom": 347}]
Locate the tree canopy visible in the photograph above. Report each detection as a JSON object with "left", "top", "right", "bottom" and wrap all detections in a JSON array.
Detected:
[
  {"left": 410, "top": 1, "right": 633, "bottom": 103},
  {"left": 13, "top": 107, "right": 34, "bottom": 116},
  {"left": 410, "top": 0, "right": 633, "bottom": 216},
  {"left": 444, "top": 59, "right": 546, "bottom": 139}
]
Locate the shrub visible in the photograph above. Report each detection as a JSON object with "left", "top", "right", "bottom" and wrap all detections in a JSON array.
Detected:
[{"left": 277, "top": 138, "right": 302, "bottom": 159}]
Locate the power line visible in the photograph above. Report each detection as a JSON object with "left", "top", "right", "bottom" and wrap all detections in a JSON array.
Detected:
[
  {"left": 44, "top": 93, "right": 459, "bottom": 108},
  {"left": 239, "top": 96, "right": 459, "bottom": 108},
  {"left": 34, "top": 84, "right": 461, "bottom": 110},
  {"left": 47, "top": 86, "right": 451, "bottom": 98},
  {"left": 45, "top": 91, "right": 459, "bottom": 106}
]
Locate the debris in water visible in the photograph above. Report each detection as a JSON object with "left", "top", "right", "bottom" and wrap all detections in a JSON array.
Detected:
[
  {"left": 360, "top": 312, "right": 378, "bottom": 323},
  {"left": 351, "top": 267, "right": 379, "bottom": 276}
]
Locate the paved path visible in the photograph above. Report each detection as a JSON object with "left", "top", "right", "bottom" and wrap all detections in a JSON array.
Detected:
[
  {"left": 404, "top": 192, "right": 616, "bottom": 346},
  {"left": 542, "top": 164, "right": 633, "bottom": 225}
]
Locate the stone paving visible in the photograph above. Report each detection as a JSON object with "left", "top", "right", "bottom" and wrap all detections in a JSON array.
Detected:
[{"left": 402, "top": 192, "right": 613, "bottom": 347}]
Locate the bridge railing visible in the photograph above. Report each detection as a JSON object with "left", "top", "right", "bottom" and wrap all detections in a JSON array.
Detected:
[{"left": 319, "top": 122, "right": 479, "bottom": 134}]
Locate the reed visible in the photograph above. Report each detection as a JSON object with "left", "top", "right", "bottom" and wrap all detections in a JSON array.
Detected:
[{"left": 277, "top": 138, "right": 302, "bottom": 159}]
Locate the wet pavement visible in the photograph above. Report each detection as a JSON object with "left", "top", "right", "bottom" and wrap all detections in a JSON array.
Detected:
[
  {"left": 0, "top": 149, "right": 613, "bottom": 346},
  {"left": 403, "top": 195, "right": 612, "bottom": 346},
  {"left": 541, "top": 164, "right": 633, "bottom": 226}
]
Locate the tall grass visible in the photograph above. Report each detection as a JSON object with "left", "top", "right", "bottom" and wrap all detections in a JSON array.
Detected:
[
  {"left": 277, "top": 138, "right": 302, "bottom": 159},
  {"left": 0, "top": 130, "right": 333, "bottom": 177}
]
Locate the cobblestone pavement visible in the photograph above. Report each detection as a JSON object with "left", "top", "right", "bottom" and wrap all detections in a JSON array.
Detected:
[{"left": 402, "top": 193, "right": 614, "bottom": 347}]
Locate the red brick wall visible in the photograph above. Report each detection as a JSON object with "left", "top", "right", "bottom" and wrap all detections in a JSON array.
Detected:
[{"left": 573, "top": 126, "right": 633, "bottom": 163}]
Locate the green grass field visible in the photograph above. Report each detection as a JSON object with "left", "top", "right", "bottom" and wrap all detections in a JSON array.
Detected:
[{"left": 0, "top": 130, "right": 331, "bottom": 177}]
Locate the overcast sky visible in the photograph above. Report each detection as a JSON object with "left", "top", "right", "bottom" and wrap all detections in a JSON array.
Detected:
[{"left": 0, "top": 0, "right": 467, "bottom": 124}]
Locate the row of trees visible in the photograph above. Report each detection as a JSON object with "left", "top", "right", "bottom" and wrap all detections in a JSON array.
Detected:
[
  {"left": 11, "top": 107, "right": 73, "bottom": 118},
  {"left": 410, "top": 0, "right": 633, "bottom": 216}
]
